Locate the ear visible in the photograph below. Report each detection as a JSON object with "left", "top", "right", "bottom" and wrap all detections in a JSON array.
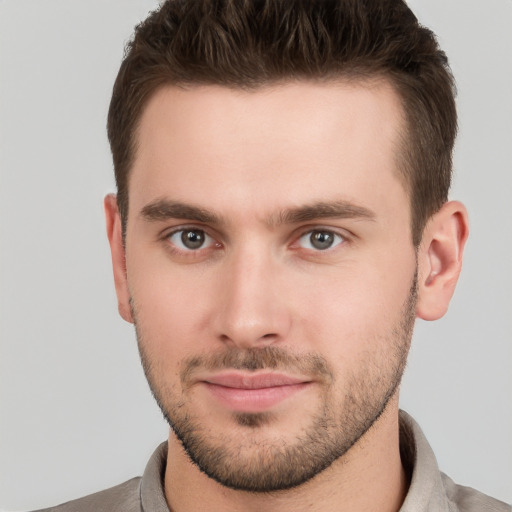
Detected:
[
  {"left": 416, "top": 201, "right": 469, "bottom": 321},
  {"left": 104, "top": 194, "right": 134, "bottom": 323}
]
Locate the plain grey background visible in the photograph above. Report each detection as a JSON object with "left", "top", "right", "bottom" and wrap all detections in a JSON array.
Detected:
[{"left": 0, "top": 1, "right": 511, "bottom": 510}]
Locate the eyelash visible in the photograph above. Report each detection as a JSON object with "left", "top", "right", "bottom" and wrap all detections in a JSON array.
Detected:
[
  {"left": 161, "top": 226, "right": 349, "bottom": 257},
  {"left": 163, "top": 226, "right": 220, "bottom": 254},
  {"left": 295, "top": 229, "right": 345, "bottom": 252}
]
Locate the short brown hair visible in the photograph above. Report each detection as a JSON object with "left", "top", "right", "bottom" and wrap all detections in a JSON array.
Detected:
[{"left": 107, "top": 0, "right": 456, "bottom": 246}]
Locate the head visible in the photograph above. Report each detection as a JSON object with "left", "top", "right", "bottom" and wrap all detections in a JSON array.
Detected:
[
  {"left": 105, "top": 0, "right": 468, "bottom": 495},
  {"left": 107, "top": 0, "right": 457, "bottom": 247}
]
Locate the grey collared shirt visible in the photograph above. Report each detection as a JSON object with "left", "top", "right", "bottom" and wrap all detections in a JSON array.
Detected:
[{"left": 35, "top": 411, "right": 510, "bottom": 511}]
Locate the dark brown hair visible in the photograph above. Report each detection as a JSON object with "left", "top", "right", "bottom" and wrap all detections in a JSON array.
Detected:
[{"left": 107, "top": 0, "right": 456, "bottom": 245}]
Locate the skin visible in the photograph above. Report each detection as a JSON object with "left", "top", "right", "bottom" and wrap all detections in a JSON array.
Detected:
[{"left": 105, "top": 80, "right": 468, "bottom": 512}]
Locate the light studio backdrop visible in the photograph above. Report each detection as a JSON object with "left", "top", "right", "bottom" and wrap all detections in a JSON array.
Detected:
[{"left": 1, "top": 1, "right": 511, "bottom": 510}]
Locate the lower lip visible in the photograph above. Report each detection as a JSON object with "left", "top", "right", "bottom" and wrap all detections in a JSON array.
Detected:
[{"left": 203, "top": 382, "right": 310, "bottom": 413}]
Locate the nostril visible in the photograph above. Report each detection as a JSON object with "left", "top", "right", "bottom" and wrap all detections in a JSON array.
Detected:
[{"left": 217, "top": 331, "right": 280, "bottom": 348}]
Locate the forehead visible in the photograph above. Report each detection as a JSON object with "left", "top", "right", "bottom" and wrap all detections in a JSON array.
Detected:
[{"left": 129, "top": 80, "right": 408, "bottom": 222}]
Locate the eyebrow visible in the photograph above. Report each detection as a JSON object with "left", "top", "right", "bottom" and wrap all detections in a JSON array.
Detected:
[
  {"left": 272, "top": 201, "right": 376, "bottom": 226},
  {"left": 141, "top": 199, "right": 223, "bottom": 224},
  {"left": 140, "top": 198, "right": 376, "bottom": 226}
]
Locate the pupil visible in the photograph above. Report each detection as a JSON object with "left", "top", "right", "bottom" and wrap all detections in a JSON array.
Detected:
[
  {"left": 182, "top": 230, "right": 204, "bottom": 249},
  {"left": 311, "top": 231, "right": 333, "bottom": 250}
]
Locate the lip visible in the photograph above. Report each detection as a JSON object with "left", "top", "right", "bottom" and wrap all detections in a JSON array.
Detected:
[{"left": 201, "top": 372, "right": 312, "bottom": 413}]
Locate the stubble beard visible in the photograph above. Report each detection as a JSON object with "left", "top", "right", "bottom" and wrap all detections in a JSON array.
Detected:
[{"left": 133, "top": 274, "right": 417, "bottom": 493}]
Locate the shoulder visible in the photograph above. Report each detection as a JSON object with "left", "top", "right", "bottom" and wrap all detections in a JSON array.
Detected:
[
  {"left": 31, "top": 477, "right": 142, "bottom": 512},
  {"left": 441, "top": 473, "right": 511, "bottom": 512}
]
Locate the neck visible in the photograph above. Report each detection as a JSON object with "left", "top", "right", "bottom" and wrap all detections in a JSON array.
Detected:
[{"left": 164, "top": 398, "right": 407, "bottom": 512}]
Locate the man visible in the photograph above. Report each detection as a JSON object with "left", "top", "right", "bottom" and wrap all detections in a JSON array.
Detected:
[{"left": 33, "top": 0, "right": 510, "bottom": 511}]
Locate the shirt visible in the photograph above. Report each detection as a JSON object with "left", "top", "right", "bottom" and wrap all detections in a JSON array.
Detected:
[{"left": 34, "top": 411, "right": 510, "bottom": 511}]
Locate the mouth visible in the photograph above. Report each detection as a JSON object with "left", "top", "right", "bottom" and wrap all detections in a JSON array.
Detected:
[{"left": 200, "top": 372, "right": 312, "bottom": 413}]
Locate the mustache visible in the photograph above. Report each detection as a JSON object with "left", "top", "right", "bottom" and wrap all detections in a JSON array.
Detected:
[{"left": 180, "top": 346, "right": 334, "bottom": 385}]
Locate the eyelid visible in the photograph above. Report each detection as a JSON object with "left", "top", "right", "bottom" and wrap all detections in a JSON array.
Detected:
[
  {"left": 161, "top": 225, "right": 221, "bottom": 252},
  {"left": 160, "top": 223, "right": 215, "bottom": 240},
  {"left": 294, "top": 224, "right": 352, "bottom": 240},
  {"left": 290, "top": 225, "right": 352, "bottom": 251},
  {"left": 158, "top": 223, "right": 352, "bottom": 253}
]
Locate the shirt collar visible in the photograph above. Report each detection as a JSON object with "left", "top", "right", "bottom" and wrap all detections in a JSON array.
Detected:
[
  {"left": 140, "top": 440, "right": 170, "bottom": 512},
  {"left": 398, "top": 410, "right": 453, "bottom": 511}
]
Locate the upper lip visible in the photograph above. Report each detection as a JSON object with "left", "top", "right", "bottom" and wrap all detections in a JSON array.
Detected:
[{"left": 202, "top": 372, "right": 311, "bottom": 389}]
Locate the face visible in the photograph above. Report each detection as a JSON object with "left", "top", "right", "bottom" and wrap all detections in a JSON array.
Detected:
[{"left": 118, "top": 81, "right": 418, "bottom": 491}]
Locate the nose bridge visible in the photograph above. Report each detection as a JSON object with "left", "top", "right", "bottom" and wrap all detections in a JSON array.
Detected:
[{"left": 215, "top": 241, "right": 289, "bottom": 348}]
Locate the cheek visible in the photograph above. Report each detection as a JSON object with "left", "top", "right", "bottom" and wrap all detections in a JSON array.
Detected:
[
  {"left": 296, "top": 257, "right": 416, "bottom": 355},
  {"left": 127, "top": 260, "right": 213, "bottom": 361}
]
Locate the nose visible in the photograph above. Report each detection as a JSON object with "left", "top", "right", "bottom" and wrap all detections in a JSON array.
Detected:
[{"left": 213, "top": 248, "right": 291, "bottom": 349}]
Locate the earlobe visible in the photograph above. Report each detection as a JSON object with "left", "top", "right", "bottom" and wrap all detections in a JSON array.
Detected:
[
  {"left": 416, "top": 201, "right": 469, "bottom": 321},
  {"left": 104, "top": 194, "right": 134, "bottom": 324}
]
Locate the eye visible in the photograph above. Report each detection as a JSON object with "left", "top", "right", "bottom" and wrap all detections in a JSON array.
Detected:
[
  {"left": 297, "top": 230, "right": 344, "bottom": 251},
  {"left": 168, "top": 229, "right": 215, "bottom": 251}
]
